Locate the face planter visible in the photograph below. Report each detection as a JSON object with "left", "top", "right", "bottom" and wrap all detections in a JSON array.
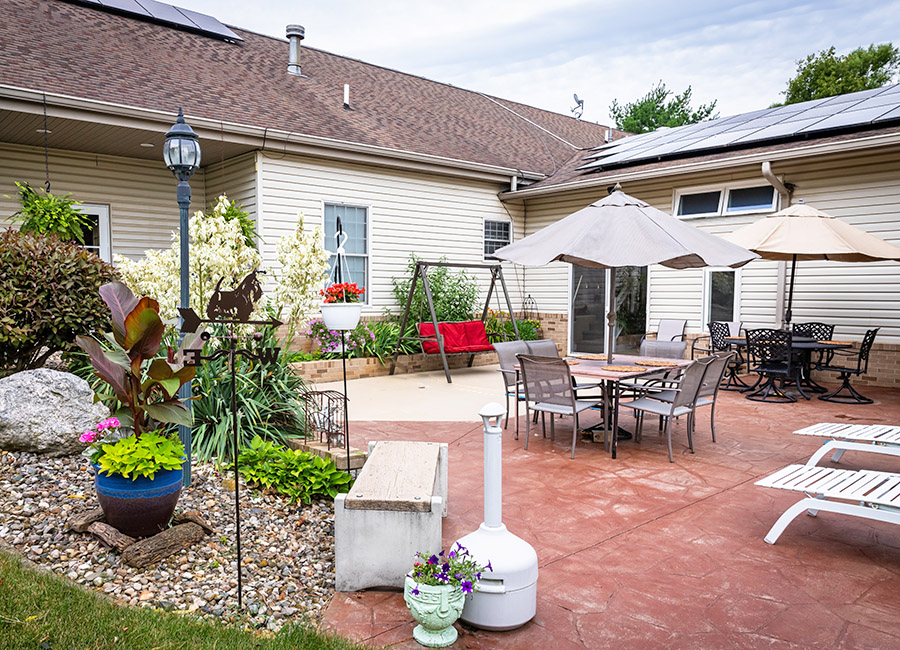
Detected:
[{"left": 404, "top": 576, "right": 466, "bottom": 647}]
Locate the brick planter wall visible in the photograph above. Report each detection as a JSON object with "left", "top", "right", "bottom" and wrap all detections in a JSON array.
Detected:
[{"left": 293, "top": 351, "right": 499, "bottom": 383}]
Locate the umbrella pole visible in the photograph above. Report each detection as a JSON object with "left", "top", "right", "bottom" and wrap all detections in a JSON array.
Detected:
[
  {"left": 784, "top": 254, "right": 797, "bottom": 328},
  {"left": 607, "top": 268, "right": 616, "bottom": 364}
]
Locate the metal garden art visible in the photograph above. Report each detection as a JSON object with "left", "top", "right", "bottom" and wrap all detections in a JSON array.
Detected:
[
  {"left": 179, "top": 268, "right": 283, "bottom": 610},
  {"left": 76, "top": 282, "right": 195, "bottom": 538}
]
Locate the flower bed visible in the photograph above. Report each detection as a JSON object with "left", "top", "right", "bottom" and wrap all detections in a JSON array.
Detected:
[{"left": 0, "top": 450, "right": 335, "bottom": 631}]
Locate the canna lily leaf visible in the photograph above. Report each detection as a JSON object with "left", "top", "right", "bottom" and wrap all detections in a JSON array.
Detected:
[
  {"left": 99, "top": 282, "right": 139, "bottom": 347},
  {"left": 123, "top": 297, "right": 165, "bottom": 360},
  {"left": 144, "top": 401, "right": 193, "bottom": 427},
  {"left": 75, "top": 335, "right": 129, "bottom": 405}
]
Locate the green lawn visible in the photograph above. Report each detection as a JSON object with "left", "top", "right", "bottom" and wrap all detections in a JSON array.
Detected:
[{"left": 0, "top": 550, "right": 371, "bottom": 650}]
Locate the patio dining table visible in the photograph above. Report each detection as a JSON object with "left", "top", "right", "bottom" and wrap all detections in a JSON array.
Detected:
[
  {"left": 723, "top": 336, "right": 853, "bottom": 397},
  {"left": 565, "top": 354, "right": 693, "bottom": 459}
]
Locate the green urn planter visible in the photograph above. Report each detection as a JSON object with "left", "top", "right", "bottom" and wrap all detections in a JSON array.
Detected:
[{"left": 403, "top": 576, "right": 465, "bottom": 648}]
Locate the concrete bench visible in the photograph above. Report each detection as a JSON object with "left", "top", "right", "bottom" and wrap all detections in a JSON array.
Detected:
[{"left": 334, "top": 440, "right": 448, "bottom": 591}]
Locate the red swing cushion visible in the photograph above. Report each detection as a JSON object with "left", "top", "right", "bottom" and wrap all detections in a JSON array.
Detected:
[{"left": 418, "top": 321, "right": 494, "bottom": 354}]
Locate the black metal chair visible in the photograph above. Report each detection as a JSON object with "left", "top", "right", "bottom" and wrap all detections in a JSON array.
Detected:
[
  {"left": 818, "top": 328, "right": 879, "bottom": 404},
  {"left": 744, "top": 328, "right": 806, "bottom": 403},
  {"left": 707, "top": 321, "right": 749, "bottom": 391},
  {"left": 792, "top": 321, "right": 835, "bottom": 369}
]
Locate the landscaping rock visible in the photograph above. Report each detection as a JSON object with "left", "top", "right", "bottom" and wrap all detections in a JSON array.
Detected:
[{"left": 0, "top": 369, "right": 109, "bottom": 456}]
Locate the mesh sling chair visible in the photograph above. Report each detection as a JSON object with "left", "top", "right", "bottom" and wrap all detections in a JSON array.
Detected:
[
  {"left": 618, "top": 358, "right": 710, "bottom": 462},
  {"left": 744, "top": 328, "right": 806, "bottom": 403},
  {"left": 818, "top": 328, "right": 880, "bottom": 404},
  {"left": 640, "top": 318, "right": 688, "bottom": 359},
  {"left": 517, "top": 354, "right": 603, "bottom": 459},
  {"left": 492, "top": 340, "right": 531, "bottom": 437}
]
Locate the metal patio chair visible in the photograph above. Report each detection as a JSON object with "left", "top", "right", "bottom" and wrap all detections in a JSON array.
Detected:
[
  {"left": 618, "top": 358, "right": 710, "bottom": 462},
  {"left": 818, "top": 328, "right": 879, "bottom": 404},
  {"left": 744, "top": 328, "right": 805, "bottom": 403},
  {"left": 517, "top": 354, "right": 603, "bottom": 459}
]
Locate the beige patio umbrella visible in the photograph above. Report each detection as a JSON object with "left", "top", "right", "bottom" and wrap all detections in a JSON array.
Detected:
[
  {"left": 724, "top": 201, "right": 900, "bottom": 325},
  {"left": 493, "top": 186, "right": 757, "bottom": 362}
]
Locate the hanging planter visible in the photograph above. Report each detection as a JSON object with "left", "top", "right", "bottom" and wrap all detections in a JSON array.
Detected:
[
  {"left": 320, "top": 281, "right": 365, "bottom": 331},
  {"left": 321, "top": 301, "right": 362, "bottom": 330}
]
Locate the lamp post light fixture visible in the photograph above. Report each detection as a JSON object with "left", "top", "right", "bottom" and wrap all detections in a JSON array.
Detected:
[{"left": 164, "top": 107, "right": 201, "bottom": 486}]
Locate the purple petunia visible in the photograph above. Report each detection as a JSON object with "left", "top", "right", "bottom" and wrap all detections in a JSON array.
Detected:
[
  {"left": 461, "top": 581, "right": 474, "bottom": 594},
  {"left": 485, "top": 561, "right": 493, "bottom": 572}
]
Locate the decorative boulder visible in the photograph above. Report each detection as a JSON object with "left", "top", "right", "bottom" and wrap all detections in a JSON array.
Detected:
[{"left": 0, "top": 368, "right": 109, "bottom": 456}]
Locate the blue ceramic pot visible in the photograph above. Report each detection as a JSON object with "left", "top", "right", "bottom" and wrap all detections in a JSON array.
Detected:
[{"left": 93, "top": 464, "right": 183, "bottom": 538}]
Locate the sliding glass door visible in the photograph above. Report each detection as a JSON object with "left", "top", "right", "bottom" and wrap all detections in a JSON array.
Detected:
[{"left": 570, "top": 265, "right": 647, "bottom": 355}]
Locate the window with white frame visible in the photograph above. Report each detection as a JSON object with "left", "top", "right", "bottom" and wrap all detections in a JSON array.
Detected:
[
  {"left": 323, "top": 203, "right": 368, "bottom": 301},
  {"left": 675, "top": 183, "right": 778, "bottom": 219},
  {"left": 483, "top": 219, "right": 511, "bottom": 260},
  {"left": 704, "top": 268, "right": 740, "bottom": 324},
  {"left": 77, "top": 204, "right": 111, "bottom": 262}
]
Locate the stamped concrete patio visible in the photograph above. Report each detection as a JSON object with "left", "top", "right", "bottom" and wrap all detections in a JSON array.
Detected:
[{"left": 320, "top": 367, "right": 900, "bottom": 649}]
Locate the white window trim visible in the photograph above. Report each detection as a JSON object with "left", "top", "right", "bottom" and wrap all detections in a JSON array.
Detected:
[
  {"left": 702, "top": 267, "right": 742, "bottom": 326},
  {"left": 76, "top": 204, "right": 111, "bottom": 262},
  {"left": 483, "top": 217, "right": 512, "bottom": 261},
  {"left": 673, "top": 179, "right": 781, "bottom": 220},
  {"left": 320, "top": 200, "right": 371, "bottom": 306}
]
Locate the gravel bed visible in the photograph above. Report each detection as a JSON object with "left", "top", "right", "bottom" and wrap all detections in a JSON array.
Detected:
[{"left": 0, "top": 449, "right": 336, "bottom": 632}]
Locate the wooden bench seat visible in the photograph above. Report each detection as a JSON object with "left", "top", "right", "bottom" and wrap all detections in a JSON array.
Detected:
[{"left": 335, "top": 441, "right": 448, "bottom": 591}]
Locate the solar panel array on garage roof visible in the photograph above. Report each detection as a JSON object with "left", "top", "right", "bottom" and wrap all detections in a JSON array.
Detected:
[
  {"left": 579, "top": 83, "right": 900, "bottom": 172},
  {"left": 64, "top": 0, "right": 242, "bottom": 42}
]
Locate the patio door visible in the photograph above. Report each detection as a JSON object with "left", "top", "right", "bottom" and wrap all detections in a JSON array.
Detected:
[{"left": 570, "top": 265, "right": 647, "bottom": 355}]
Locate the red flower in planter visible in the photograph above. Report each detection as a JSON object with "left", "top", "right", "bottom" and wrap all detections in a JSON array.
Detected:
[{"left": 320, "top": 282, "right": 365, "bottom": 304}]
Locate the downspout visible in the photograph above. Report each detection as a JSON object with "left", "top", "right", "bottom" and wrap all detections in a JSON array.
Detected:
[{"left": 761, "top": 162, "right": 793, "bottom": 327}]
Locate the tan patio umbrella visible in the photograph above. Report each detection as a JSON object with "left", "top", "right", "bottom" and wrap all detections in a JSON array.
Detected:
[
  {"left": 724, "top": 201, "right": 900, "bottom": 325},
  {"left": 493, "top": 186, "right": 757, "bottom": 362}
]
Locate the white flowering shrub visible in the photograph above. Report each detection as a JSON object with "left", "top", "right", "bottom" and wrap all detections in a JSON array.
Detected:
[
  {"left": 115, "top": 195, "right": 263, "bottom": 322},
  {"left": 274, "top": 212, "right": 329, "bottom": 328}
]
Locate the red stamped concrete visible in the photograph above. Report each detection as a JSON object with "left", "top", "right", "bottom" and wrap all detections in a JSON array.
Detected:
[{"left": 322, "top": 384, "right": 900, "bottom": 649}]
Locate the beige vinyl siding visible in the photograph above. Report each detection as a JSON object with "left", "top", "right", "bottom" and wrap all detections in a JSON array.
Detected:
[
  {"left": 257, "top": 153, "right": 521, "bottom": 316},
  {"left": 203, "top": 152, "right": 258, "bottom": 226},
  {"left": 516, "top": 189, "right": 597, "bottom": 313},
  {"left": 0, "top": 142, "right": 205, "bottom": 260}
]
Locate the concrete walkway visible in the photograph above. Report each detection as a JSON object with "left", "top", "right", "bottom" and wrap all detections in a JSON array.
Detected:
[
  {"left": 316, "top": 365, "right": 507, "bottom": 422},
  {"left": 320, "top": 377, "right": 900, "bottom": 649}
]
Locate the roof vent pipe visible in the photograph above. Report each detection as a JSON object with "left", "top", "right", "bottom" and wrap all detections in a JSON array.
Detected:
[
  {"left": 286, "top": 25, "right": 305, "bottom": 76},
  {"left": 344, "top": 84, "right": 350, "bottom": 109}
]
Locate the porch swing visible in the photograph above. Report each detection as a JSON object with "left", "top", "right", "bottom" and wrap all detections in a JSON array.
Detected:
[{"left": 389, "top": 260, "right": 521, "bottom": 383}]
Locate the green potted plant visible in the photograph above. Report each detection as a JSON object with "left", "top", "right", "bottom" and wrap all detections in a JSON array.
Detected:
[
  {"left": 404, "top": 542, "right": 491, "bottom": 647},
  {"left": 75, "top": 282, "right": 195, "bottom": 537},
  {"left": 319, "top": 281, "right": 365, "bottom": 330}
]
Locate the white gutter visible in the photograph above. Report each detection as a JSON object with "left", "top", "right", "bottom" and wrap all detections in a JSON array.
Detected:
[
  {"left": 0, "top": 84, "right": 547, "bottom": 184},
  {"left": 500, "top": 130, "right": 900, "bottom": 200}
]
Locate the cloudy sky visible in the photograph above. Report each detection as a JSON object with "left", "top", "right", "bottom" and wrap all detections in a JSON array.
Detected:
[{"left": 174, "top": 0, "right": 900, "bottom": 126}]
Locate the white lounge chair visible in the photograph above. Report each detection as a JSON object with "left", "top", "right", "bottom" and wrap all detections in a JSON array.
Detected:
[
  {"left": 755, "top": 464, "right": 900, "bottom": 544},
  {"left": 793, "top": 422, "right": 900, "bottom": 465}
]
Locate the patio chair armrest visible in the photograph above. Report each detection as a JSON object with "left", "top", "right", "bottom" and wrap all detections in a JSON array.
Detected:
[{"left": 691, "top": 336, "right": 711, "bottom": 359}]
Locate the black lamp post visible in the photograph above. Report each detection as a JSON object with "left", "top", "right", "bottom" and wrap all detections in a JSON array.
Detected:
[{"left": 164, "top": 107, "right": 201, "bottom": 486}]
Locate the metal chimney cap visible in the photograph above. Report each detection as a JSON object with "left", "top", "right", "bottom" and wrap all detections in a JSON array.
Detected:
[{"left": 286, "top": 25, "right": 305, "bottom": 39}]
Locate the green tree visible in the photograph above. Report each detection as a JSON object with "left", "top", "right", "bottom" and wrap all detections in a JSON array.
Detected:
[
  {"left": 609, "top": 81, "right": 718, "bottom": 134},
  {"left": 779, "top": 43, "right": 900, "bottom": 105}
]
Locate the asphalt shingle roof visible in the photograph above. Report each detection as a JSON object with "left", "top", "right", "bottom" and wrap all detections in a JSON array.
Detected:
[{"left": 1, "top": 0, "right": 616, "bottom": 175}]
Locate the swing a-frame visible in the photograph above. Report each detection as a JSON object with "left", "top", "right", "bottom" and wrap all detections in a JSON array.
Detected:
[{"left": 389, "top": 260, "right": 520, "bottom": 383}]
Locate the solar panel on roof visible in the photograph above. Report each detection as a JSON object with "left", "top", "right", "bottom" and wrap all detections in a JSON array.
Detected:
[
  {"left": 797, "top": 104, "right": 899, "bottom": 133},
  {"left": 175, "top": 6, "right": 242, "bottom": 40},
  {"left": 99, "top": 0, "right": 151, "bottom": 16},
  {"left": 580, "top": 84, "right": 900, "bottom": 172},
  {"left": 875, "top": 105, "right": 900, "bottom": 122},
  {"left": 67, "top": 0, "right": 242, "bottom": 41}
]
